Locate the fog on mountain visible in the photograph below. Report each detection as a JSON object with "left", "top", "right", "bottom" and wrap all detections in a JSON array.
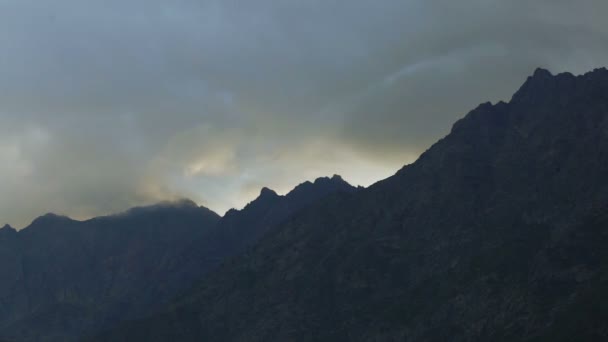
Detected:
[
  {"left": 1, "top": 68, "right": 608, "bottom": 341},
  {"left": 2, "top": 1, "right": 608, "bottom": 341}
]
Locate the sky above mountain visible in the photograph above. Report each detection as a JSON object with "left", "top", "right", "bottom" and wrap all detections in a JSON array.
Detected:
[{"left": 1, "top": 0, "right": 607, "bottom": 227}]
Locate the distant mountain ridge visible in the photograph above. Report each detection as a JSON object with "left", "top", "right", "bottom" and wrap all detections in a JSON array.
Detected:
[
  {"left": 0, "top": 176, "right": 356, "bottom": 342},
  {"left": 93, "top": 67, "right": 608, "bottom": 341},
  {"left": 216, "top": 174, "right": 356, "bottom": 255}
]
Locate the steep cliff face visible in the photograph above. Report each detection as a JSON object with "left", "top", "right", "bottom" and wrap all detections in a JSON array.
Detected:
[{"left": 94, "top": 68, "right": 608, "bottom": 342}]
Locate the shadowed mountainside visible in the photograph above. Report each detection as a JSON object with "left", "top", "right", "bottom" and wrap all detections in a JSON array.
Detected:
[
  {"left": 0, "top": 200, "right": 220, "bottom": 342},
  {"left": 94, "top": 68, "right": 608, "bottom": 341},
  {"left": 180, "top": 174, "right": 358, "bottom": 272},
  {"left": 0, "top": 177, "right": 356, "bottom": 342}
]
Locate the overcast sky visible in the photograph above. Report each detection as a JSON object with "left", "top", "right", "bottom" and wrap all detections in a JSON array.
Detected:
[{"left": 1, "top": 0, "right": 607, "bottom": 227}]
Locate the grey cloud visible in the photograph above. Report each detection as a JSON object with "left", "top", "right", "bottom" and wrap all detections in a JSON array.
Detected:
[{"left": 0, "top": 0, "right": 607, "bottom": 227}]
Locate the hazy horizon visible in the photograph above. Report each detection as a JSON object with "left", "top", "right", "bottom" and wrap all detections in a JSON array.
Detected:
[
  {"left": 5, "top": 174, "right": 361, "bottom": 229},
  {"left": 2, "top": 0, "right": 608, "bottom": 227}
]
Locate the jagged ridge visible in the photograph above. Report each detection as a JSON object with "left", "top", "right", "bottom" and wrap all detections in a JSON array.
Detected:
[
  {"left": 0, "top": 177, "right": 356, "bottom": 342},
  {"left": 93, "top": 67, "right": 608, "bottom": 342}
]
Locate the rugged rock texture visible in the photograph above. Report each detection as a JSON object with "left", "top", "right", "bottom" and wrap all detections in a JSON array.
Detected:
[
  {"left": 0, "top": 177, "right": 355, "bottom": 341},
  {"left": 94, "top": 68, "right": 608, "bottom": 341}
]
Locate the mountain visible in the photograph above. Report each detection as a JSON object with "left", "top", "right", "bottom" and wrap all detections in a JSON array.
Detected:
[
  {"left": 0, "top": 176, "right": 355, "bottom": 342},
  {"left": 0, "top": 200, "right": 220, "bottom": 342},
  {"left": 93, "top": 68, "right": 608, "bottom": 342},
  {"left": 164, "top": 175, "right": 358, "bottom": 312},
  {"left": 197, "top": 174, "right": 358, "bottom": 263}
]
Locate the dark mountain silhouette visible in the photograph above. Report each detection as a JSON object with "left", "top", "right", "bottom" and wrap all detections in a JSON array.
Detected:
[
  {"left": 205, "top": 174, "right": 357, "bottom": 261},
  {"left": 93, "top": 68, "right": 608, "bottom": 342},
  {"left": 0, "top": 200, "right": 220, "bottom": 342},
  {"left": 163, "top": 175, "right": 358, "bottom": 316},
  {"left": 0, "top": 224, "right": 16, "bottom": 237},
  {"left": 0, "top": 177, "right": 355, "bottom": 342}
]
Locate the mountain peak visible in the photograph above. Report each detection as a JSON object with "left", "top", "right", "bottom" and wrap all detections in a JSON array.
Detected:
[
  {"left": 259, "top": 187, "right": 279, "bottom": 199},
  {"left": 331, "top": 174, "right": 344, "bottom": 181},
  {"left": 583, "top": 67, "right": 608, "bottom": 80},
  {"left": 0, "top": 224, "right": 16, "bottom": 233},
  {"left": 312, "top": 174, "right": 348, "bottom": 185},
  {"left": 116, "top": 198, "right": 217, "bottom": 219},
  {"left": 225, "top": 187, "right": 280, "bottom": 218},
  {"left": 26, "top": 213, "right": 75, "bottom": 230},
  {"left": 287, "top": 175, "right": 357, "bottom": 205},
  {"left": 35, "top": 213, "right": 72, "bottom": 223},
  {"left": 532, "top": 67, "right": 553, "bottom": 79},
  {"left": 510, "top": 67, "right": 604, "bottom": 104},
  {"left": 0, "top": 224, "right": 16, "bottom": 238}
]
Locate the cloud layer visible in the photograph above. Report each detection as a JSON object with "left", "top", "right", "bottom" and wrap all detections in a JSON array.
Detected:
[{"left": 1, "top": 0, "right": 607, "bottom": 227}]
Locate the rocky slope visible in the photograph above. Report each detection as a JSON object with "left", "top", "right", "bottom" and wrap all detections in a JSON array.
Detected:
[
  {"left": 0, "top": 200, "right": 220, "bottom": 342},
  {"left": 0, "top": 177, "right": 355, "bottom": 341},
  {"left": 186, "top": 174, "right": 358, "bottom": 269},
  {"left": 94, "top": 68, "right": 608, "bottom": 341}
]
